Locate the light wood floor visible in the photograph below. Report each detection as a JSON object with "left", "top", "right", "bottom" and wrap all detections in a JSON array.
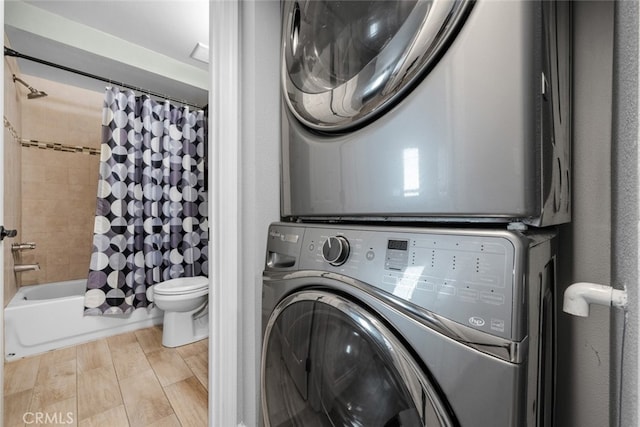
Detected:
[{"left": 3, "top": 325, "right": 208, "bottom": 427}]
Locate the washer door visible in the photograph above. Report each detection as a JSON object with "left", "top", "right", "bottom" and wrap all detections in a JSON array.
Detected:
[
  {"left": 262, "top": 290, "right": 455, "bottom": 426},
  {"left": 282, "top": 0, "right": 473, "bottom": 132}
]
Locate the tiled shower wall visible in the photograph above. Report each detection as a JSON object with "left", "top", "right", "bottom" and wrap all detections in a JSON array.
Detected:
[
  {"left": 18, "top": 76, "right": 102, "bottom": 286},
  {"left": 4, "top": 47, "right": 23, "bottom": 306}
]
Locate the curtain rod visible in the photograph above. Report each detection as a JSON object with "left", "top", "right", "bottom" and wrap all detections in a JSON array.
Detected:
[{"left": 4, "top": 47, "right": 204, "bottom": 110}]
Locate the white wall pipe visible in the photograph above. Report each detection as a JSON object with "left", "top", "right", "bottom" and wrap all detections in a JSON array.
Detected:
[{"left": 563, "top": 282, "right": 628, "bottom": 317}]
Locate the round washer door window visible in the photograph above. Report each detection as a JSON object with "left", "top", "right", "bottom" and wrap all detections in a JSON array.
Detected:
[
  {"left": 282, "top": 0, "right": 473, "bottom": 132},
  {"left": 261, "top": 290, "right": 454, "bottom": 426}
]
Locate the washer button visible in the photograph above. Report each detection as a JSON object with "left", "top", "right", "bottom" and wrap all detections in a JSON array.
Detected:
[{"left": 366, "top": 250, "right": 375, "bottom": 261}]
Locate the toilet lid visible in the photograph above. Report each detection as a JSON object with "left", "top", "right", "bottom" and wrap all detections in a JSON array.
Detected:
[{"left": 154, "top": 276, "right": 209, "bottom": 295}]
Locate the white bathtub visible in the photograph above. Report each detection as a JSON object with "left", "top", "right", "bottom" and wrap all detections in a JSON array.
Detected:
[{"left": 4, "top": 279, "right": 163, "bottom": 361}]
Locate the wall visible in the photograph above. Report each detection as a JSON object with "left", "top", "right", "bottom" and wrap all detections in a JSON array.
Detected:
[
  {"left": 555, "top": 2, "right": 615, "bottom": 427},
  {"left": 18, "top": 76, "right": 102, "bottom": 285},
  {"left": 611, "top": 1, "right": 639, "bottom": 426},
  {"left": 239, "top": 1, "right": 281, "bottom": 426},
  {"left": 3, "top": 38, "right": 22, "bottom": 306}
]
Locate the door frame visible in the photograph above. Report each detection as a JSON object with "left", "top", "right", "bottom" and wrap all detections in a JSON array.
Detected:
[
  {"left": 1, "top": 2, "right": 6, "bottom": 420},
  {"left": 209, "top": 1, "right": 241, "bottom": 426}
]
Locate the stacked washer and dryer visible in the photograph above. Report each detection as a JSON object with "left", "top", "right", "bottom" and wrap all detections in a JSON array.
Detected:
[{"left": 262, "top": 1, "right": 571, "bottom": 426}]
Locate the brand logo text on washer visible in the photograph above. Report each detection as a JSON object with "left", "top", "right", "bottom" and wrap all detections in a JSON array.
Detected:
[{"left": 469, "top": 316, "right": 485, "bottom": 327}]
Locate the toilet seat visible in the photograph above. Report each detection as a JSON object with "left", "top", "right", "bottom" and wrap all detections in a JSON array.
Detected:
[{"left": 154, "top": 276, "right": 209, "bottom": 296}]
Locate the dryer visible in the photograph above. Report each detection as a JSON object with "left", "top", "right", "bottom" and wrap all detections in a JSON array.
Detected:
[
  {"left": 262, "top": 222, "right": 557, "bottom": 426},
  {"left": 280, "top": 0, "right": 572, "bottom": 226}
]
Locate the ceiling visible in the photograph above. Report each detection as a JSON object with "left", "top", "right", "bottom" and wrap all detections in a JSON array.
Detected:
[{"left": 4, "top": 0, "right": 209, "bottom": 108}]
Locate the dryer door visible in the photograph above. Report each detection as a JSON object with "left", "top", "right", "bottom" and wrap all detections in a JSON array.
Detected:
[
  {"left": 282, "top": 0, "right": 473, "bottom": 132},
  {"left": 262, "top": 290, "right": 455, "bottom": 426}
]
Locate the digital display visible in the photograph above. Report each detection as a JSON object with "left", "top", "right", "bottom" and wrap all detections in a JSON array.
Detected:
[{"left": 387, "top": 239, "right": 408, "bottom": 251}]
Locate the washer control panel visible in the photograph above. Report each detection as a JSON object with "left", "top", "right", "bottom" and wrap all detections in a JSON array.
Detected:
[{"left": 266, "top": 223, "right": 525, "bottom": 341}]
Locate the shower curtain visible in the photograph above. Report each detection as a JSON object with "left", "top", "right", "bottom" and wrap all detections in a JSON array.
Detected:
[{"left": 84, "top": 88, "right": 208, "bottom": 315}]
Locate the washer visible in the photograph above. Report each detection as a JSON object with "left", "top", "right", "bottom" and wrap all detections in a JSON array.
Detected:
[
  {"left": 262, "top": 222, "right": 557, "bottom": 426},
  {"left": 280, "top": 0, "right": 571, "bottom": 226}
]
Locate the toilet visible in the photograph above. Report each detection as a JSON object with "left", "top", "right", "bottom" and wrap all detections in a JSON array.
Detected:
[{"left": 153, "top": 276, "right": 209, "bottom": 347}]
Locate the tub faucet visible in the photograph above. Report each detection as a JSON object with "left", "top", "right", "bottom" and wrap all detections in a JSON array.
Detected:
[{"left": 14, "top": 263, "right": 40, "bottom": 273}]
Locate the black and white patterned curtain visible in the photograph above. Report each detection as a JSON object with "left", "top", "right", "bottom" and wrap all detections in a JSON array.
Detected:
[{"left": 84, "top": 88, "right": 208, "bottom": 315}]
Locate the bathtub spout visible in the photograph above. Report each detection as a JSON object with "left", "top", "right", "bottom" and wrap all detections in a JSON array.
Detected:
[{"left": 14, "top": 263, "right": 40, "bottom": 273}]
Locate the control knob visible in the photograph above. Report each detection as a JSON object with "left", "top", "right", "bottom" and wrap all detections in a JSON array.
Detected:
[{"left": 322, "top": 236, "right": 350, "bottom": 266}]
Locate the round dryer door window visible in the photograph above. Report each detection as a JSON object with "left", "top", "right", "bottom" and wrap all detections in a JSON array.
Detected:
[
  {"left": 261, "top": 290, "right": 454, "bottom": 426},
  {"left": 282, "top": 0, "right": 473, "bottom": 131}
]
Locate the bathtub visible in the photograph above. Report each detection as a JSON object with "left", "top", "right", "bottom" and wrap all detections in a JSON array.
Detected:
[{"left": 4, "top": 279, "right": 163, "bottom": 361}]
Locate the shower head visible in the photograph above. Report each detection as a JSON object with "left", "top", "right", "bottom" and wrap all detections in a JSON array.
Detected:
[
  {"left": 12, "top": 74, "right": 47, "bottom": 99},
  {"left": 27, "top": 90, "right": 48, "bottom": 99}
]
